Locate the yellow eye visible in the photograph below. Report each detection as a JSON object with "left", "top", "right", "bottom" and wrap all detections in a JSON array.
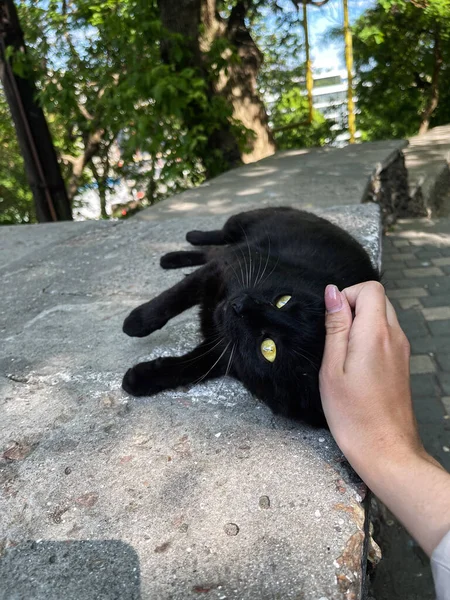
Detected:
[
  {"left": 261, "top": 338, "right": 277, "bottom": 363},
  {"left": 276, "top": 295, "right": 291, "bottom": 308}
]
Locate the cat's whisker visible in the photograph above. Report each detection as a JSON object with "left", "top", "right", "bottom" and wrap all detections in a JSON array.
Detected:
[
  {"left": 177, "top": 337, "right": 225, "bottom": 364},
  {"left": 292, "top": 348, "right": 319, "bottom": 371},
  {"left": 217, "top": 342, "right": 236, "bottom": 394},
  {"left": 235, "top": 243, "right": 250, "bottom": 289},
  {"left": 226, "top": 261, "right": 243, "bottom": 288},
  {"left": 230, "top": 248, "right": 246, "bottom": 289},
  {"left": 255, "top": 231, "right": 271, "bottom": 287},
  {"left": 238, "top": 223, "right": 253, "bottom": 288},
  {"left": 191, "top": 342, "right": 231, "bottom": 387},
  {"left": 254, "top": 249, "right": 263, "bottom": 289},
  {"left": 260, "top": 255, "right": 280, "bottom": 287}
]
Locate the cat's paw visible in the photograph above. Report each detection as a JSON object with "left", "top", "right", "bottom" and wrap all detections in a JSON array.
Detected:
[
  {"left": 186, "top": 230, "right": 205, "bottom": 245},
  {"left": 160, "top": 252, "right": 183, "bottom": 269},
  {"left": 122, "top": 306, "right": 167, "bottom": 338},
  {"left": 122, "top": 360, "right": 166, "bottom": 397}
]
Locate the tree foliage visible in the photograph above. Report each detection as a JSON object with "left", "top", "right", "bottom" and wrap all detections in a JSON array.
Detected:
[
  {"left": 353, "top": 0, "right": 450, "bottom": 140},
  {"left": 271, "top": 87, "right": 335, "bottom": 148},
  {"left": 0, "top": 89, "right": 34, "bottom": 224}
]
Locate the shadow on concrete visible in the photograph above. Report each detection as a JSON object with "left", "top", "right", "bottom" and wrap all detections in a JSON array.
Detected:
[{"left": 0, "top": 539, "right": 140, "bottom": 600}]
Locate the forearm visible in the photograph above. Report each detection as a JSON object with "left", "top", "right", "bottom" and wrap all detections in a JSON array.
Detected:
[{"left": 359, "top": 450, "right": 450, "bottom": 557}]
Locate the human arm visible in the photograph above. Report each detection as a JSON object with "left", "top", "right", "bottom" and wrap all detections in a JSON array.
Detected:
[{"left": 319, "top": 281, "right": 450, "bottom": 557}]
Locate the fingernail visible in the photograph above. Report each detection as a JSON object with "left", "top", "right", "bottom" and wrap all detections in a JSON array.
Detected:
[{"left": 325, "top": 285, "right": 343, "bottom": 313}]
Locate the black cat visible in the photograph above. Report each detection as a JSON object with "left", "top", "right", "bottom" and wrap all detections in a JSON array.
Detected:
[{"left": 122, "top": 207, "right": 379, "bottom": 426}]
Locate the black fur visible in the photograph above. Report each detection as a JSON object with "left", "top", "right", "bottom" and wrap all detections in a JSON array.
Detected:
[{"left": 122, "top": 207, "right": 379, "bottom": 426}]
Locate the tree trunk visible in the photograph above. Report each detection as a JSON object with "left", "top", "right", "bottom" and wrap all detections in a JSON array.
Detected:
[
  {"left": 418, "top": 28, "right": 442, "bottom": 136},
  {"left": 0, "top": 0, "right": 72, "bottom": 222},
  {"left": 220, "top": 0, "right": 275, "bottom": 163},
  {"left": 157, "top": 0, "right": 274, "bottom": 175},
  {"left": 66, "top": 129, "right": 104, "bottom": 203}
]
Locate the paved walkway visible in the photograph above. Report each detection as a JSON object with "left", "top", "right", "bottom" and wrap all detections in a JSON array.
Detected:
[{"left": 371, "top": 215, "right": 450, "bottom": 600}]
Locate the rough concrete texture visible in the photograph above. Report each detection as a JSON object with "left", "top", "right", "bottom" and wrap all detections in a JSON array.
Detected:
[
  {"left": 136, "top": 141, "right": 406, "bottom": 221},
  {"left": 1, "top": 192, "right": 381, "bottom": 597},
  {"left": 405, "top": 124, "right": 450, "bottom": 215}
]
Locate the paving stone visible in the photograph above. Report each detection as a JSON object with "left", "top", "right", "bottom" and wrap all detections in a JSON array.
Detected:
[
  {"left": 432, "top": 257, "right": 450, "bottom": 267},
  {"left": 421, "top": 294, "right": 450, "bottom": 308},
  {"left": 435, "top": 354, "right": 450, "bottom": 372},
  {"left": 383, "top": 269, "right": 407, "bottom": 284},
  {"left": 441, "top": 397, "right": 450, "bottom": 415},
  {"left": 403, "top": 267, "right": 444, "bottom": 278},
  {"left": 398, "top": 312, "right": 430, "bottom": 337},
  {"left": 442, "top": 266, "right": 450, "bottom": 276},
  {"left": 410, "top": 374, "right": 441, "bottom": 397},
  {"left": 428, "top": 320, "right": 450, "bottom": 336},
  {"left": 438, "top": 373, "right": 450, "bottom": 395},
  {"left": 399, "top": 297, "right": 422, "bottom": 310},
  {"left": 427, "top": 278, "right": 450, "bottom": 294},
  {"left": 419, "top": 424, "right": 450, "bottom": 471},
  {"left": 422, "top": 307, "right": 450, "bottom": 321},
  {"left": 410, "top": 336, "right": 450, "bottom": 354},
  {"left": 392, "top": 240, "right": 410, "bottom": 248},
  {"left": 410, "top": 355, "right": 436, "bottom": 374},
  {"left": 386, "top": 287, "right": 429, "bottom": 299},
  {"left": 391, "top": 253, "right": 416, "bottom": 262},
  {"left": 412, "top": 394, "right": 446, "bottom": 424},
  {"left": 394, "top": 278, "right": 434, "bottom": 288},
  {"left": 404, "top": 259, "right": 433, "bottom": 268}
]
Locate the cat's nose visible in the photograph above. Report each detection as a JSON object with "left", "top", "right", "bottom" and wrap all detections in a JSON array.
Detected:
[{"left": 231, "top": 298, "right": 245, "bottom": 315}]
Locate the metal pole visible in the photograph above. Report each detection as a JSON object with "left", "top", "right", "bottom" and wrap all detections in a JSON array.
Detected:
[
  {"left": 303, "top": 0, "right": 314, "bottom": 123},
  {"left": 343, "top": 0, "right": 356, "bottom": 143}
]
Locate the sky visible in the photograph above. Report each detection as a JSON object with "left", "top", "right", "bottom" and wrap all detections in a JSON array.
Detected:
[{"left": 307, "top": 0, "right": 375, "bottom": 71}]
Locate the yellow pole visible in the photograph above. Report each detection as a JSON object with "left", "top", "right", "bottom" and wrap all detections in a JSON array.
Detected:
[
  {"left": 343, "top": 0, "right": 356, "bottom": 143},
  {"left": 303, "top": 0, "right": 313, "bottom": 123}
]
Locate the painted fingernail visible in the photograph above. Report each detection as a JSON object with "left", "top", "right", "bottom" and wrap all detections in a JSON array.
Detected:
[{"left": 325, "top": 285, "right": 343, "bottom": 313}]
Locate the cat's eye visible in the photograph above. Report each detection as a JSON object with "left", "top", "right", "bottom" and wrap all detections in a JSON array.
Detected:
[
  {"left": 261, "top": 338, "right": 276, "bottom": 362},
  {"left": 275, "top": 295, "right": 292, "bottom": 308}
]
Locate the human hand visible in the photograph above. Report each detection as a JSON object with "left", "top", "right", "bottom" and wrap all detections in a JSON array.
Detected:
[
  {"left": 319, "top": 281, "right": 422, "bottom": 471},
  {"left": 319, "top": 281, "right": 450, "bottom": 556}
]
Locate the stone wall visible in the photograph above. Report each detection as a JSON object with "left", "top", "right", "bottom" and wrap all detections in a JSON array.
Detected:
[{"left": 363, "top": 149, "right": 427, "bottom": 227}]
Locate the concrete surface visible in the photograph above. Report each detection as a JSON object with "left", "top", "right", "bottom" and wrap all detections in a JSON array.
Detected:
[
  {"left": 0, "top": 194, "right": 381, "bottom": 598},
  {"left": 405, "top": 124, "right": 450, "bottom": 215},
  {"left": 371, "top": 212, "right": 450, "bottom": 600},
  {"left": 136, "top": 141, "right": 406, "bottom": 221}
]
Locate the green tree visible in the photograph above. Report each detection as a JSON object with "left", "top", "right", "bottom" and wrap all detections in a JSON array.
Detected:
[
  {"left": 0, "top": 87, "right": 34, "bottom": 224},
  {"left": 270, "top": 87, "right": 335, "bottom": 148},
  {"left": 353, "top": 0, "right": 450, "bottom": 140}
]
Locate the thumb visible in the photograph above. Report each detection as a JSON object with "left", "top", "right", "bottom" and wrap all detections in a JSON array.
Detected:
[{"left": 321, "top": 285, "right": 353, "bottom": 374}]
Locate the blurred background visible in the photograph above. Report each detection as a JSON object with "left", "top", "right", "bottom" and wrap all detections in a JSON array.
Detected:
[{"left": 0, "top": 0, "right": 449, "bottom": 224}]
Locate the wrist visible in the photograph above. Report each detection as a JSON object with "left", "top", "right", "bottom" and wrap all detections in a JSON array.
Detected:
[{"left": 363, "top": 449, "right": 450, "bottom": 556}]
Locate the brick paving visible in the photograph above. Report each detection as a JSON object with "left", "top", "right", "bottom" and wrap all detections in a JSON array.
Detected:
[
  {"left": 383, "top": 218, "right": 450, "bottom": 471},
  {"left": 370, "top": 217, "right": 450, "bottom": 600}
]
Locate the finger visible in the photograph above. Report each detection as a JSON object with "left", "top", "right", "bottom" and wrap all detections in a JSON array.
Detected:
[
  {"left": 343, "top": 281, "right": 388, "bottom": 322},
  {"left": 386, "top": 297, "right": 400, "bottom": 327},
  {"left": 321, "top": 284, "right": 353, "bottom": 375}
]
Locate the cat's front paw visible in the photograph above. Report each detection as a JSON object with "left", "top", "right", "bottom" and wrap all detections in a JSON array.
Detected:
[
  {"left": 122, "top": 360, "right": 166, "bottom": 397},
  {"left": 123, "top": 306, "right": 167, "bottom": 338}
]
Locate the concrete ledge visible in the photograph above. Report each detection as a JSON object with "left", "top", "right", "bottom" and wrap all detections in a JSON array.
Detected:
[
  {"left": 0, "top": 202, "right": 381, "bottom": 599},
  {"left": 405, "top": 125, "right": 450, "bottom": 216},
  {"left": 136, "top": 141, "right": 407, "bottom": 221}
]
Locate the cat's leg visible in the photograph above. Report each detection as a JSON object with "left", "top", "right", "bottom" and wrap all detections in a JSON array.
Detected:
[
  {"left": 186, "top": 229, "right": 227, "bottom": 246},
  {"left": 160, "top": 250, "right": 207, "bottom": 269},
  {"left": 123, "top": 263, "right": 216, "bottom": 337},
  {"left": 122, "top": 340, "right": 229, "bottom": 396},
  {"left": 186, "top": 209, "right": 277, "bottom": 246}
]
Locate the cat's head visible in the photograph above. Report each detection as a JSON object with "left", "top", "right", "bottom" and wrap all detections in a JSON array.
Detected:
[{"left": 214, "top": 263, "right": 326, "bottom": 423}]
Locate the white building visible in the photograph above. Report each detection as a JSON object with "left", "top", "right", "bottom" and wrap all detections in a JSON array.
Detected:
[{"left": 311, "top": 69, "right": 359, "bottom": 143}]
